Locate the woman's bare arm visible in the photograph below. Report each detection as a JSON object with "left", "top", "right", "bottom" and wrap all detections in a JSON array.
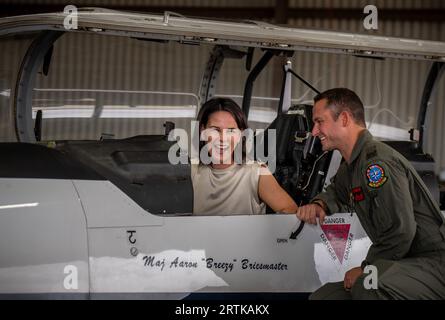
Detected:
[{"left": 258, "top": 167, "right": 298, "bottom": 213}]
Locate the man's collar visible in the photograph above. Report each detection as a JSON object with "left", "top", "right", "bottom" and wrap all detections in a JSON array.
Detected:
[{"left": 348, "top": 129, "right": 373, "bottom": 164}]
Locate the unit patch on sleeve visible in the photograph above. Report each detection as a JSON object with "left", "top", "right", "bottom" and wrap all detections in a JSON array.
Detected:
[{"left": 366, "top": 164, "right": 387, "bottom": 188}]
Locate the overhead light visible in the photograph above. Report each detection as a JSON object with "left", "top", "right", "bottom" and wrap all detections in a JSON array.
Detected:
[
  {"left": 0, "top": 202, "right": 39, "bottom": 210},
  {"left": 0, "top": 90, "right": 11, "bottom": 97}
]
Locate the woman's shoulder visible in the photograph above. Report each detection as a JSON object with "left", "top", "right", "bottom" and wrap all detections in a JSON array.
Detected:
[
  {"left": 243, "top": 160, "right": 267, "bottom": 168},
  {"left": 242, "top": 161, "right": 271, "bottom": 179}
]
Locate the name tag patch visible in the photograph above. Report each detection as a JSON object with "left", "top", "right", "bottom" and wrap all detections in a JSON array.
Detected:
[{"left": 352, "top": 187, "right": 365, "bottom": 202}]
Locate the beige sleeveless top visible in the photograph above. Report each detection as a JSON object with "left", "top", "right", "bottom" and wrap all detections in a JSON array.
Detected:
[{"left": 191, "top": 163, "right": 266, "bottom": 215}]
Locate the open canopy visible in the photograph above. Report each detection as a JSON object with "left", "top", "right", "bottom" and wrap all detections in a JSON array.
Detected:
[{"left": 1, "top": 7, "right": 445, "bottom": 62}]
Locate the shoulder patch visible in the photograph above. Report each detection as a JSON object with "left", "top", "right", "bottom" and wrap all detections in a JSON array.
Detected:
[{"left": 366, "top": 164, "right": 387, "bottom": 188}]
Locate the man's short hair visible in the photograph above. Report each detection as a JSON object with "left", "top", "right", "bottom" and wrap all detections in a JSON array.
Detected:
[{"left": 314, "top": 88, "right": 366, "bottom": 127}]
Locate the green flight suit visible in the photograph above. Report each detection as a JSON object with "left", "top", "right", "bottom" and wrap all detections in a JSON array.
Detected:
[{"left": 310, "top": 130, "right": 445, "bottom": 300}]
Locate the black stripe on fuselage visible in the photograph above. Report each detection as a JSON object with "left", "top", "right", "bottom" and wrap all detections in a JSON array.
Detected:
[{"left": 0, "top": 143, "right": 105, "bottom": 180}]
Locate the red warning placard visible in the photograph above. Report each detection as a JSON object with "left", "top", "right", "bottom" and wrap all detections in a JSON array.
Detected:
[{"left": 320, "top": 224, "right": 351, "bottom": 263}]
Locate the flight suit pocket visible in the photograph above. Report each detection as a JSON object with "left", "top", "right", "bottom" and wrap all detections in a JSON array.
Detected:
[{"left": 368, "top": 191, "right": 393, "bottom": 234}]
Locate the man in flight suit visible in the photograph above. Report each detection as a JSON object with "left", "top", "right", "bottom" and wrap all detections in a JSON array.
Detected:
[{"left": 297, "top": 88, "right": 445, "bottom": 299}]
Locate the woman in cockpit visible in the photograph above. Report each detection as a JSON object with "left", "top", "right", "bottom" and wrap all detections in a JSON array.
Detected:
[{"left": 192, "top": 97, "right": 298, "bottom": 215}]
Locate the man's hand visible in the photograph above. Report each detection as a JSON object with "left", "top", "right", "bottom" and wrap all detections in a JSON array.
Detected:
[
  {"left": 344, "top": 267, "right": 363, "bottom": 291},
  {"left": 296, "top": 203, "right": 327, "bottom": 225}
]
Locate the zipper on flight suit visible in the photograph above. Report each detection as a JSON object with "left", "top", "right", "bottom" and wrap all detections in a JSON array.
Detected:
[
  {"left": 347, "top": 165, "right": 355, "bottom": 216},
  {"left": 348, "top": 186, "right": 355, "bottom": 214}
]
